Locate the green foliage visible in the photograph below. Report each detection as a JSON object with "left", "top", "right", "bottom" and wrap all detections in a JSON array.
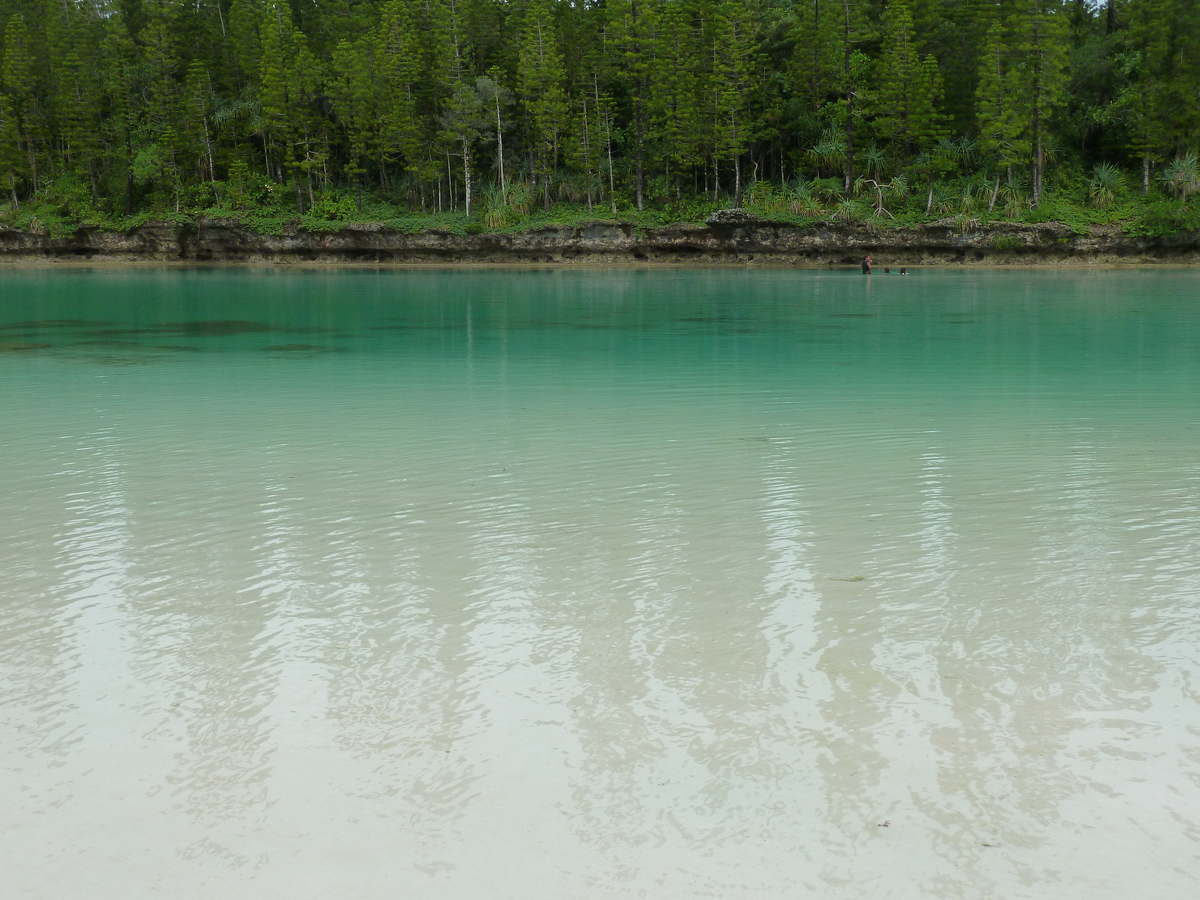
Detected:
[
  {"left": 482, "top": 181, "right": 530, "bottom": 227},
  {"left": 518, "top": 0, "right": 568, "bottom": 210},
  {"left": 1022, "top": 196, "right": 1103, "bottom": 234},
  {"left": 1089, "top": 163, "right": 1125, "bottom": 209},
  {"left": 1124, "top": 200, "right": 1200, "bottom": 237},
  {"left": 991, "top": 235, "right": 1024, "bottom": 251},
  {"left": 711, "top": 0, "right": 756, "bottom": 203},
  {"left": 872, "top": 0, "right": 947, "bottom": 155},
  {"left": 0, "top": 0, "right": 1194, "bottom": 239},
  {"left": 307, "top": 193, "right": 360, "bottom": 221},
  {"left": 1161, "top": 152, "right": 1200, "bottom": 204}
]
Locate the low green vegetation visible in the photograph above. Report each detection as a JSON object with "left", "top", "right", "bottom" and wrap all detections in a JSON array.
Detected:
[
  {"left": 4, "top": 167, "right": 1197, "bottom": 241},
  {"left": 0, "top": 0, "right": 1197, "bottom": 241}
]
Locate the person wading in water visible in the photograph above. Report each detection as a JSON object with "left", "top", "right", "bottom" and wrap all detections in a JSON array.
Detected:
[{"left": 861, "top": 255, "right": 873, "bottom": 274}]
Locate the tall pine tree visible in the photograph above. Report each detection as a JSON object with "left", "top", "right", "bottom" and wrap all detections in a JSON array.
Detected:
[{"left": 518, "top": 0, "right": 567, "bottom": 211}]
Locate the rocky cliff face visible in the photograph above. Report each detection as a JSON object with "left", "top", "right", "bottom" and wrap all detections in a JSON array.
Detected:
[{"left": 1, "top": 219, "right": 1196, "bottom": 265}]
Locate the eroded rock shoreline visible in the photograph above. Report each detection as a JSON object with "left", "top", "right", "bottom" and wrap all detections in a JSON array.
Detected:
[{"left": 1, "top": 219, "right": 1198, "bottom": 265}]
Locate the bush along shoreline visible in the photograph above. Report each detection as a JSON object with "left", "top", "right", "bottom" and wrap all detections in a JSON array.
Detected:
[
  {"left": 2, "top": 211, "right": 1198, "bottom": 266},
  {"left": 3, "top": 167, "right": 1200, "bottom": 240}
]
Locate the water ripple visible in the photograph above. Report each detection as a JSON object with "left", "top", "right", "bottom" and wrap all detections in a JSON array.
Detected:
[{"left": 3, "top": 269, "right": 1200, "bottom": 898}]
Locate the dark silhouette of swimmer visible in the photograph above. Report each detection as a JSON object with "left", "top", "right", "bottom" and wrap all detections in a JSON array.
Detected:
[
  {"left": 883, "top": 267, "right": 891, "bottom": 274},
  {"left": 861, "top": 255, "right": 872, "bottom": 274},
  {"left": 899, "top": 267, "right": 908, "bottom": 275}
]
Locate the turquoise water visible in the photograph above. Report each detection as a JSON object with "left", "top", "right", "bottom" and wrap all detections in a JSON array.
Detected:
[{"left": 2, "top": 268, "right": 1199, "bottom": 899}]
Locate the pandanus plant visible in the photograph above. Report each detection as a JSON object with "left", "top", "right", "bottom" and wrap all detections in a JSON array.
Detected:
[
  {"left": 808, "top": 128, "right": 847, "bottom": 179},
  {"left": 1162, "top": 152, "right": 1200, "bottom": 206},
  {"left": 861, "top": 145, "right": 888, "bottom": 182},
  {"left": 1089, "top": 163, "right": 1123, "bottom": 209},
  {"left": 784, "top": 179, "right": 824, "bottom": 216},
  {"left": 482, "top": 181, "right": 534, "bottom": 228}
]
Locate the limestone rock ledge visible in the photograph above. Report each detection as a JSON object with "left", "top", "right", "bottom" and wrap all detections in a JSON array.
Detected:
[{"left": 0, "top": 219, "right": 1196, "bottom": 265}]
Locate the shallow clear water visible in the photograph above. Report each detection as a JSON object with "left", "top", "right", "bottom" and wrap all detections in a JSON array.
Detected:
[{"left": 2, "top": 268, "right": 1199, "bottom": 899}]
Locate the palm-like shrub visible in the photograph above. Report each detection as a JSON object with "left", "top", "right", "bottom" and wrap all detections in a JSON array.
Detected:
[
  {"left": 952, "top": 214, "right": 981, "bottom": 234},
  {"left": 555, "top": 174, "right": 591, "bottom": 203},
  {"left": 996, "top": 171, "right": 1028, "bottom": 218},
  {"left": 1162, "top": 152, "right": 1200, "bottom": 205},
  {"left": 506, "top": 182, "right": 533, "bottom": 215},
  {"left": 929, "top": 184, "right": 957, "bottom": 217},
  {"left": 809, "top": 128, "right": 847, "bottom": 177},
  {"left": 829, "top": 197, "right": 866, "bottom": 223},
  {"left": 951, "top": 136, "right": 977, "bottom": 174},
  {"left": 1000, "top": 189, "right": 1025, "bottom": 219},
  {"left": 811, "top": 176, "right": 845, "bottom": 205},
  {"left": 861, "top": 145, "right": 888, "bottom": 181},
  {"left": 958, "top": 184, "right": 981, "bottom": 216},
  {"left": 783, "top": 179, "right": 823, "bottom": 216},
  {"left": 1089, "top": 163, "right": 1123, "bottom": 209},
  {"left": 482, "top": 181, "right": 534, "bottom": 227},
  {"left": 482, "top": 185, "right": 509, "bottom": 227}
]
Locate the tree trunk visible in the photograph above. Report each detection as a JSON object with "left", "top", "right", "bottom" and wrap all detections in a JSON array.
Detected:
[
  {"left": 843, "top": 2, "right": 854, "bottom": 198},
  {"left": 733, "top": 154, "right": 742, "bottom": 207},
  {"left": 1032, "top": 133, "right": 1043, "bottom": 208},
  {"left": 124, "top": 132, "right": 134, "bottom": 215},
  {"left": 635, "top": 101, "right": 645, "bottom": 211},
  {"left": 495, "top": 94, "right": 506, "bottom": 204},
  {"left": 581, "top": 96, "right": 593, "bottom": 212},
  {"left": 606, "top": 118, "right": 617, "bottom": 215},
  {"left": 1142, "top": 155, "right": 1150, "bottom": 195},
  {"left": 22, "top": 128, "right": 38, "bottom": 192},
  {"left": 202, "top": 116, "right": 219, "bottom": 203},
  {"left": 845, "top": 104, "right": 855, "bottom": 197},
  {"left": 463, "top": 138, "right": 472, "bottom": 216}
]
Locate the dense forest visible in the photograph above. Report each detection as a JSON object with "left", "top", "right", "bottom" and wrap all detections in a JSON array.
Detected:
[{"left": 0, "top": 0, "right": 1198, "bottom": 233}]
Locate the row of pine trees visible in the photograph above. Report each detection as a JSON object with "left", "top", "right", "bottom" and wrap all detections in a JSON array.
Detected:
[{"left": 0, "top": 0, "right": 1197, "bottom": 220}]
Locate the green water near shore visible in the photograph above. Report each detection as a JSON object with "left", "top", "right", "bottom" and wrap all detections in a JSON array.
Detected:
[{"left": 2, "top": 269, "right": 1199, "bottom": 899}]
